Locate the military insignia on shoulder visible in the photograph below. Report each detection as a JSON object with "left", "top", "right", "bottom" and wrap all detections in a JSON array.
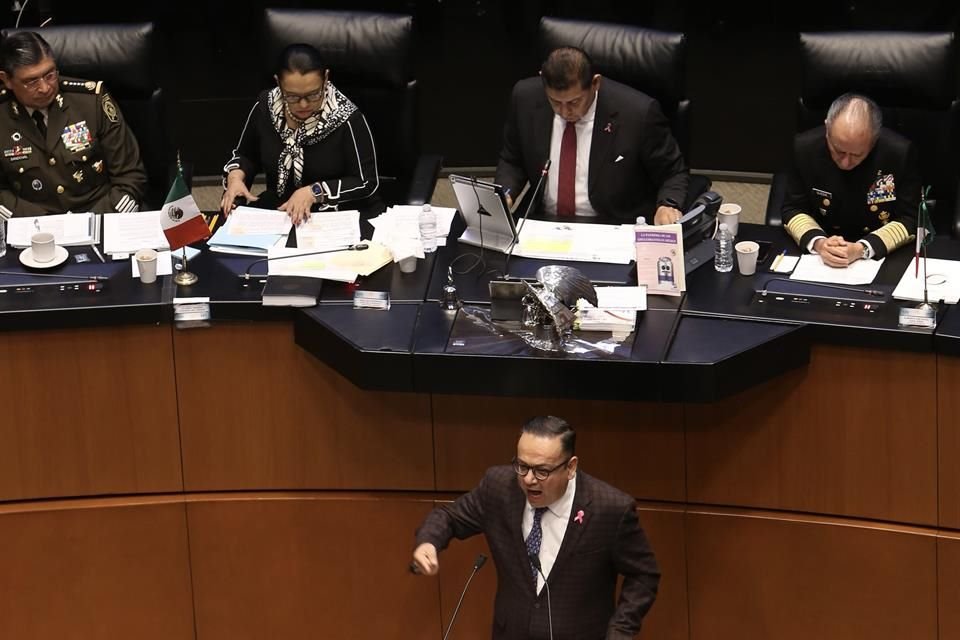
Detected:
[
  {"left": 867, "top": 172, "right": 897, "bottom": 204},
  {"left": 60, "top": 78, "right": 101, "bottom": 94},
  {"left": 102, "top": 94, "right": 118, "bottom": 123}
]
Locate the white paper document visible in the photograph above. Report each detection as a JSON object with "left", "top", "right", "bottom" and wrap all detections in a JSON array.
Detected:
[
  {"left": 892, "top": 258, "right": 960, "bottom": 304},
  {"left": 596, "top": 286, "right": 648, "bottom": 311},
  {"left": 267, "top": 247, "right": 358, "bottom": 283},
  {"left": 227, "top": 208, "right": 293, "bottom": 235},
  {"left": 7, "top": 212, "right": 97, "bottom": 247},
  {"left": 295, "top": 210, "right": 361, "bottom": 250},
  {"left": 790, "top": 254, "right": 884, "bottom": 286},
  {"left": 514, "top": 219, "right": 636, "bottom": 264},
  {"left": 104, "top": 211, "right": 169, "bottom": 255}
]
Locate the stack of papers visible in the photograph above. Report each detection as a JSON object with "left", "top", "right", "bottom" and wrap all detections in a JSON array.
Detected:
[
  {"left": 514, "top": 219, "right": 636, "bottom": 264},
  {"left": 267, "top": 242, "right": 393, "bottom": 283},
  {"left": 575, "top": 286, "right": 646, "bottom": 332},
  {"left": 208, "top": 207, "right": 292, "bottom": 256},
  {"left": 295, "top": 210, "right": 361, "bottom": 251},
  {"left": 369, "top": 204, "right": 457, "bottom": 260},
  {"left": 6, "top": 212, "right": 99, "bottom": 247},
  {"left": 103, "top": 211, "right": 169, "bottom": 255}
]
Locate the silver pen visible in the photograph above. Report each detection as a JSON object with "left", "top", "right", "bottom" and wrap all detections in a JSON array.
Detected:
[{"left": 91, "top": 244, "right": 105, "bottom": 263}]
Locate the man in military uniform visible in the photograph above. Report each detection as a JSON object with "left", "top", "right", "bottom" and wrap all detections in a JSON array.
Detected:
[
  {"left": 0, "top": 31, "right": 145, "bottom": 218},
  {"left": 782, "top": 93, "right": 920, "bottom": 267}
]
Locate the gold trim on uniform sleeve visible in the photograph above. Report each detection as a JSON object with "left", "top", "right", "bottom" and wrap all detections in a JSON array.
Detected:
[
  {"left": 784, "top": 213, "right": 824, "bottom": 244},
  {"left": 870, "top": 221, "right": 911, "bottom": 252}
]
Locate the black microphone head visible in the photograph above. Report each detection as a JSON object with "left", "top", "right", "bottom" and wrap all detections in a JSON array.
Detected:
[
  {"left": 474, "top": 553, "right": 488, "bottom": 570},
  {"left": 353, "top": 242, "right": 369, "bottom": 251}
]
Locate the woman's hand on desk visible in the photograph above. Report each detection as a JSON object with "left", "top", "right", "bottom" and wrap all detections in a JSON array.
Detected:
[
  {"left": 279, "top": 185, "right": 316, "bottom": 225},
  {"left": 221, "top": 170, "right": 257, "bottom": 215}
]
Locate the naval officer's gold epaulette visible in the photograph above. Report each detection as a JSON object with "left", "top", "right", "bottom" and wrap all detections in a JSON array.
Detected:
[{"left": 59, "top": 78, "right": 103, "bottom": 94}]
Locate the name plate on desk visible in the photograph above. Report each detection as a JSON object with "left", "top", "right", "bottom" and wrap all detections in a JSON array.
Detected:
[
  {"left": 173, "top": 296, "right": 211, "bottom": 327},
  {"left": 353, "top": 290, "right": 391, "bottom": 310},
  {"left": 898, "top": 306, "right": 936, "bottom": 329}
]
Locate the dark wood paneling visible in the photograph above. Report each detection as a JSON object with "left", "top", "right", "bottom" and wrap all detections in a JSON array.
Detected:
[
  {"left": 0, "top": 499, "right": 194, "bottom": 639},
  {"left": 939, "top": 534, "right": 960, "bottom": 640},
  {"left": 0, "top": 326, "right": 182, "bottom": 501},
  {"left": 686, "top": 345, "right": 937, "bottom": 525},
  {"left": 432, "top": 395, "right": 685, "bottom": 501},
  {"left": 187, "top": 495, "right": 439, "bottom": 640},
  {"left": 175, "top": 322, "right": 434, "bottom": 491},
  {"left": 938, "top": 355, "right": 960, "bottom": 528},
  {"left": 686, "top": 510, "right": 937, "bottom": 640}
]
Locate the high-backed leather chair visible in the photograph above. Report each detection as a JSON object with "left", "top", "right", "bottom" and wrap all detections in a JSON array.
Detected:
[
  {"left": 3, "top": 23, "right": 173, "bottom": 209},
  {"left": 538, "top": 16, "right": 710, "bottom": 208},
  {"left": 263, "top": 8, "right": 441, "bottom": 206},
  {"left": 766, "top": 31, "right": 960, "bottom": 236}
]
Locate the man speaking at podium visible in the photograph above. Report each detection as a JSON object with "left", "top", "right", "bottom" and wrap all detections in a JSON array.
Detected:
[{"left": 411, "top": 416, "right": 659, "bottom": 639}]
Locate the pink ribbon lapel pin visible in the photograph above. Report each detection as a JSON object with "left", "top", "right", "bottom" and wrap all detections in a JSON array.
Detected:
[
  {"left": 602, "top": 122, "right": 614, "bottom": 134},
  {"left": 574, "top": 509, "right": 585, "bottom": 524}
]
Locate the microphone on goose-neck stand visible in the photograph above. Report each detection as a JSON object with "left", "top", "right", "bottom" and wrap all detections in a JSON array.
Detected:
[
  {"left": 503, "top": 159, "right": 551, "bottom": 279},
  {"left": 441, "top": 553, "right": 488, "bottom": 640},
  {"left": 528, "top": 553, "right": 554, "bottom": 640}
]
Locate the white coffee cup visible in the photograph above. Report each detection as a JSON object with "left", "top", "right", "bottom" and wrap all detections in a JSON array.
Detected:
[
  {"left": 397, "top": 256, "right": 418, "bottom": 274},
  {"left": 30, "top": 231, "right": 56, "bottom": 263},
  {"left": 735, "top": 240, "right": 760, "bottom": 275},
  {"left": 135, "top": 248, "right": 159, "bottom": 284},
  {"left": 718, "top": 203, "right": 742, "bottom": 237}
]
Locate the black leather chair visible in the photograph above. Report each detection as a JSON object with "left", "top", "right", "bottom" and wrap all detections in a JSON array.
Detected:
[
  {"left": 3, "top": 23, "right": 173, "bottom": 209},
  {"left": 263, "top": 8, "right": 441, "bottom": 206},
  {"left": 538, "top": 16, "right": 710, "bottom": 209},
  {"left": 765, "top": 31, "right": 960, "bottom": 236}
]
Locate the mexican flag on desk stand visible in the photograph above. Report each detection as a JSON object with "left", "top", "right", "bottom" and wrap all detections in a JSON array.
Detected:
[
  {"left": 915, "top": 185, "right": 934, "bottom": 277},
  {"left": 161, "top": 162, "right": 210, "bottom": 250}
]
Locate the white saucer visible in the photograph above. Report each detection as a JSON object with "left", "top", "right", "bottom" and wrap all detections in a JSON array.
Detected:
[{"left": 20, "top": 246, "right": 69, "bottom": 269}]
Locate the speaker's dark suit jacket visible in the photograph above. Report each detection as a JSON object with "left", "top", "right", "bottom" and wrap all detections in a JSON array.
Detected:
[
  {"left": 415, "top": 466, "right": 660, "bottom": 640},
  {"left": 495, "top": 76, "right": 688, "bottom": 224}
]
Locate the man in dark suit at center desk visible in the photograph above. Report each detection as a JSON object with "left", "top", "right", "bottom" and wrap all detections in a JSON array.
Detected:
[
  {"left": 412, "top": 416, "right": 660, "bottom": 640},
  {"left": 496, "top": 46, "right": 689, "bottom": 225}
]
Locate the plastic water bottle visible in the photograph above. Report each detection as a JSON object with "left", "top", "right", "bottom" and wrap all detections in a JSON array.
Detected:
[
  {"left": 714, "top": 222, "right": 734, "bottom": 272},
  {"left": 634, "top": 216, "right": 646, "bottom": 242},
  {"left": 419, "top": 203, "right": 437, "bottom": 253}
]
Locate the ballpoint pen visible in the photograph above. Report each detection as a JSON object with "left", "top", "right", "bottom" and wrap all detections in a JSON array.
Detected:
[{"left": 91, "top": 244, "right": 105, "bottom": 263}]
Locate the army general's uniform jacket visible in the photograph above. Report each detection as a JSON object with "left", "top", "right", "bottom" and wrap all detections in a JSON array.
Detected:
[{"left": 0, "top": 77, "right": 146, "bottom": 218}]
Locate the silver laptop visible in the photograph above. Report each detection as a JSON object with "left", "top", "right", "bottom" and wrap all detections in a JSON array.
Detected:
[{"left": 449, "top": 175, "right": 517, "bottom": 253}]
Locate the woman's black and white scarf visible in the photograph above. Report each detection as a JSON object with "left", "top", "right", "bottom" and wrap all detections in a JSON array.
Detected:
[{"left": 267, "top": 80, "right": 357, "bottom": 196}]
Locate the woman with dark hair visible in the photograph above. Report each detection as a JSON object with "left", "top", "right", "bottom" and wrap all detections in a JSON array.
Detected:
[{"left": 221, "top": 43, "right": 381, "bottom": 223}]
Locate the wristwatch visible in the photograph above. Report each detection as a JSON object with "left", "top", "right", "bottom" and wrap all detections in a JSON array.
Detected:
[{"left": 310, "top": 182, "right": 325, "bottom": 204}]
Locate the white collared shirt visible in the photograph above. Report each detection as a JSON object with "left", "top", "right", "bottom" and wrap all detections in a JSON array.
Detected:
[
  {"left": 543, "top": 95, "right": 598, "bottom": 217},
  {"left": 521, "top": 473, "right": 577, "bottom": 594}
]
